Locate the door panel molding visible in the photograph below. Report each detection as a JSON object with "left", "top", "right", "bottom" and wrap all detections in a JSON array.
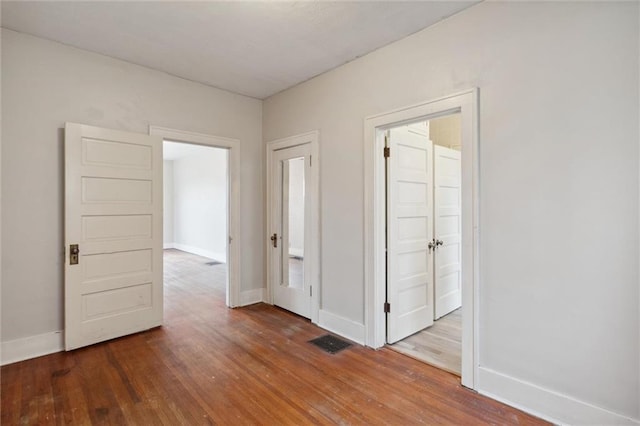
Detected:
[
  {"left": 266, "top": 131, "right": 320, "bottom": 324},
  {"left": 386, "top": 127, "right": 434, "bottom": 343},
  {"left": 149, "top": 125, "right": 241, "bottom": 308},
  {"left": 434, "top": 144, "right": 462, "bottom": 319},
  {"left": 363, "top": 89, "right": 479, "bottom": 389},
  {"left": 65, "top": 123, "right": 163, "bottom": 350}
]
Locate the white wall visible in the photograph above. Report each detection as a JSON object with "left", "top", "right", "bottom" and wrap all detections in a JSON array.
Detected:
[
  {"left": 429, "top": 114, "right": 461, "bottom": 151},
  {"left": 264, "top": 2, "right": 639, "bottom": 423},
  {"left": 172, "top": 147, "right": 228, "bottom": 262},
  {"left": 1, "top": 29, "right": 263, "bottom": 346},
  {"left": 163, "top": 160, "right": 174, "bottom": 246}
]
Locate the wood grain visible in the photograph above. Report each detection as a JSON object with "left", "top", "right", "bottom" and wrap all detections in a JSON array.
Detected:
[
  {"left": 390, "top": 308, "right": 462, "bottom": 375},
  {"left": 1, "top": 250, "right": 548, "bottom": 425}
]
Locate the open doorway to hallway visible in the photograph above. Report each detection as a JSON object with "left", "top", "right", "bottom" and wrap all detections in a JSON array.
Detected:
[
  {"left": 163, "top": 141, "right": 229, "bottom": 303},
  {"left": 385, "top": 114, "right": 463, "bottom": 376}
]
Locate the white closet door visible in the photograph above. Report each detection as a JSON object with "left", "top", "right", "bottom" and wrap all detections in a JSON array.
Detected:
[
  {"left": 434, "top": 144, "right": 462, "bottom": 319},
  {"left": 387, "top": 127, "right": 434, "bottom": 343},
  {"left": 64, "top": 123, "right": 163, "bottom": 350}
]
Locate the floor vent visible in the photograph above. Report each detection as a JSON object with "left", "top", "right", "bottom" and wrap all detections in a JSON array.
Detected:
[{"left": 308, "top": 334, "right": 352, "bottom": 354}]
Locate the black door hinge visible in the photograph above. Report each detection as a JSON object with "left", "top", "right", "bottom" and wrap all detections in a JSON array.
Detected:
[{"left": 384, "top": 302, "right": 390, "bottom": 313}]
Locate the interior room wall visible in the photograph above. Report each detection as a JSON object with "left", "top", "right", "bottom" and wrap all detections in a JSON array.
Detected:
[
  {"left": 429, "top": 114, "right": 461, "bottom": 150},
  {"left": 163, "top": 160, "right": 175, "bottom": 247},
  {"left": 172, "top": 147, "right": 228, "bottom": 262},
  {"left": 1, "top": 29, "right": 263, "bottom": 350},
  {"left": 263, "top": 2, "right": 639, "bottom": 423}
]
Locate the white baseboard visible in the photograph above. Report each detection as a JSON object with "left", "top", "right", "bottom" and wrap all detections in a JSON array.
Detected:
[
  {"left": 1, "top": 331, "right": 64, "bottom": 366},
  {"left": 478, "top": 367, "right": 640, "bottom": 425},
  {"left": 318, "top": 309, "right": 365, "bottom": 345},
  {"left": 163, "top": 242, "right": 175, "bottom": 249},
  {"left": 171, "top": 243, "right": 226, "bottom": 263},
  {"left": 240, "top": 288, "right": 265, "bottom": 306}
]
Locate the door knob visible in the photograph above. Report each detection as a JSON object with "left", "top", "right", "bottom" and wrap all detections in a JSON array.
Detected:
[
  {"left": 428, "top": 240, "right": 436, "bottom": 253},
  {"left": 69, "top": 244, "right": 79, "bottom": 265},
  {"left": 270, "top": 233, "right": 278, "bottom": 248},
  {"left": 435, "top": 239, "right": 444, "bottom": 247}
]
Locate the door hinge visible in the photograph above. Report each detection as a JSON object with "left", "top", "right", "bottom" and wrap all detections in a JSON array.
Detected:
[
  {"left": 310, "top": 286, "right": 312, "bottom": 297},
  {"left": 384, "top": 302, "right": 390, "bottom": 313},
  {"left": 383, "top": 146, "right": 390, "bottom": 158}
]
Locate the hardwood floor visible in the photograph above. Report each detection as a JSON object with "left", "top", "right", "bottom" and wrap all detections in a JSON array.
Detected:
[
  {"left": 390, "top": 308, "right": 462, "bottom": 376},
  {"left": 1, "top": 251, "right": 547, "bottom": 425}
]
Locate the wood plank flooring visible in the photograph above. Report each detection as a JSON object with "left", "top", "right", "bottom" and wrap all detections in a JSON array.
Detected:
[
  {"left": 390, "top": 308, "right": 462, "bottom": 376},
  {"left": 1, "top": 250, "right": 548, "bottom": 425}
]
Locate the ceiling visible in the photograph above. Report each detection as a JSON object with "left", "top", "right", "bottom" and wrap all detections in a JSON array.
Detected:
[{"left": 1, "top": 1, "right": 478, "bottom": 99}]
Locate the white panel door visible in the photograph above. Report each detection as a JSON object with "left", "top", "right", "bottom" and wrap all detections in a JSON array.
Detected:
[
  {"left": 434, "top": 145, "right": 462, "bottom": 319},
  {"left": 387, "top": 126, "right": 434, "bottom": 343},
  {"left": 270, "top": 144, "right": 311, "bottom": 318},
  {"left": 65, "top": 123, "right": 163, "bottom": 350}
]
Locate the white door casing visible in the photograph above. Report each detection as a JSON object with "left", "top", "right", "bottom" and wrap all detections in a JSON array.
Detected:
[
  {"left": 386, "top": 126, "right": 434, "bottom": 343},
  {"left": 270, "top": 144, "right": 312, "bottom": 318},
  {"left": 64, "top": 123, "right": 163, "bottom": 350},
  {"left": 434, "top": 144, "right": 462, "bottom": 319},
  {"left": 364, "top": 89, "right": 479, "bottom": 389}
]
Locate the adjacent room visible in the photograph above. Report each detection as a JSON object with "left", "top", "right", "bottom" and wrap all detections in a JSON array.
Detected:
[{"left": 162, "top": 141, "right": 229, "bottom": 303}]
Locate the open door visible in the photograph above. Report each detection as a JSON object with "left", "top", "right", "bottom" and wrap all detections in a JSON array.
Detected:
[
  {"left": 270, "top": 144, "right": 312, "bottom": 319},
  {"left": 386, "top": 126, "right": 434, "bottom": 343},
  {"left": 434, "top": 145, "right": 462, "bottom": 319},
  {"left": 64, "top": 123, "right": 163, "bottom": 350}
]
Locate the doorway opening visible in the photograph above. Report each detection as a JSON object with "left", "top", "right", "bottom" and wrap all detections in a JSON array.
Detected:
[
  {"left": 162, "top": 140, "right": 229, "bottom": 304},
  {"left": 364, "top": 90, "right": 478, "bottom": 389},
  {"left": 384, "top": 115, "right": 463, "bottom": 376},
  {"left": 150, "top": 125, "right": 241, "bottom": 308}
]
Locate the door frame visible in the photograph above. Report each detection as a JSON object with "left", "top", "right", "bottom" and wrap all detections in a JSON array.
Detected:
[
  {"left": 150, "top": 125, "right": 241, "bottom": 308},
  {"left": 363, "top": 89, "right": 479, "bottom": 389},
  {"left": 266, "top": 131, "right": 320, "bottom": 324}
]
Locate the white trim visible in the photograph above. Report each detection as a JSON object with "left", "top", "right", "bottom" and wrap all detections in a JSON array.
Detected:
[
  {"left": 239, "top": 288, "right": 265, "bottom": 306},
  {"left": 163, "top": 242, "right": 175, "bottom": 249},
  {"left": 478, "top": 367, "right": 640, "bottom": 426},
  {"left": 363, "top": 89, "right": 479, "bottom": 390},
  {"left": 150, "top": 125, "right": 241, "bottom": 308},
  {"left": 171, "top": 243, "right": 226, "bottom": 263},
  {"left": 266, "top": 131, "right": 321, "bottom": 324},
  {"left": 1, "top": 331, "right": 64, "bottom": 366},
  {"left": 318, "top": 310, "right": 365, "bottom": 345}
]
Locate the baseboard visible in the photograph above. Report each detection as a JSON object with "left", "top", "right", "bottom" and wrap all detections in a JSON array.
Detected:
[
  {"left": 172, "top": 243, "right": 226, "bottom": 263},
  {"left": 478, "top": 367, "right": 640, "bottom": 425},
  {"left": 163, "top": 242, "right": 175, "bottom": 249},
  {"left": 318, "top": 309, "right": 365, "bottom": 345},
  {"left": 1, "top": 331, "right": 64, "bottom": 366},
  {"left": 239, "top": 288, "right": 265, "bottom": 306}
]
